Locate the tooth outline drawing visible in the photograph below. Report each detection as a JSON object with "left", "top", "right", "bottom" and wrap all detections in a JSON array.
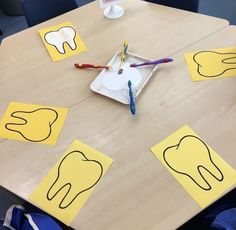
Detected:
[
  {"left": 163, "top": 135, "right": 224, "bottom": 191},
  {"left": 193, "top": 50, "right": 236, "bottom": 78},
  {"left": 44, "top": 26, "right": 77, "bottom": 54},
  {"left": 46, "top": 150, "right": 103, "bottom": 209},
  {"left": 5, "top": 108, "right": 58, "bottom": 142}
]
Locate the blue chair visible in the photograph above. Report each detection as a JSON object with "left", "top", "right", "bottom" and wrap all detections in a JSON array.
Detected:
[
  {"left": 22, "top": 0, "right": 78, "bottom": 27},
  {"left": 0, "top": 186, "right": 74, "bottom": 230},
  {"left": 145, "top": 0, "right": 199, "bottom": 12}
]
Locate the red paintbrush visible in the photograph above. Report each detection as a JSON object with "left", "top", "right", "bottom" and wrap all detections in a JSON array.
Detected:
[{"left": 74, "top": 63, "right": 111, "bottom": 70}]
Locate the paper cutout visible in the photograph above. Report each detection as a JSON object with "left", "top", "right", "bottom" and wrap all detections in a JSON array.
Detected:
[
  {"left": 46, "top": 151, "right": 103, "bottom": 209},
  {"left": 45, "top": 27, "right": 76, "bottom": 54},
  {"left": 151, "top": 125, "right": 236, "bottom": 208},
  {"left": 163, "top": 135, "right": 224, "bottom": 191},
  {"left": 30, "top": 140, "right": 113, "bottom": 225},
  {"left": 185, "top": 47, "right": 236, "bottom": 81},
  {"left": 39, "top": 21, "right": 87, "bottom": 62},
  {"left": 0, "top": 102, "right": 68, "bottom": 145}
]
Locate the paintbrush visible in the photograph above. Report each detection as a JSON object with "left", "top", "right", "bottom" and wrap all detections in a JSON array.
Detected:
[
  {"left": 118, "top": 40, "right": 128, "bottom": 74},
  {"left": 128, "top": 80, "right": 136, "bottom": 115},
  {"left": 74, "top": 63, "right": 112, "bottom": 70},
  {"left": 130, "top": 58, "right": 173, "bottom": 67}
]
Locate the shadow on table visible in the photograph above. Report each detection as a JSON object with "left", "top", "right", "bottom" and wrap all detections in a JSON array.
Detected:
[
  {"left": 177, "top": 187, "right": 236, "bottom": 230},
  {"left": 0, "top": 185, "right": 75, "bottom": 230}
]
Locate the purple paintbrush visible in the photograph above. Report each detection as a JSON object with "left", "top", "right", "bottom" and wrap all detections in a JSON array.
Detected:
[{"left": 130, "top": 58, "right": 173, "bottom": 67}]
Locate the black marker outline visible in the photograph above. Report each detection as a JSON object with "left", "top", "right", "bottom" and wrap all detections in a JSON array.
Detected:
[
  {"left": 44, "top": 26, "right": 77, "bottom": 54},
  {"left": 193, "top": 50, "right": 236, "bottom": 77},
  {"left": 163, "top": 135, "right": 224, "bottom": 191},
  {"left": 5, "top": 108, "right": 58, "bottom": 142},
  {"left": 47, "top": 150, "right": 103, "bottom": 209}
]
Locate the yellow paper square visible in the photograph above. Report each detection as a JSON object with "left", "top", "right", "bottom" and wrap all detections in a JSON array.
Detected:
[
  {"left": 0, "top": 102, "right": 68, "bottom": 145},
  {"left": 185, "top": 47, "right": 236, "bottom": 81},
  {"left": 151, "top": 125, "right": 236, "bottom": 208},
  {"left": 39, "top": 21, "right": 87, "bottom": 62},
  {"left": 29, "top": 140, "right": 113, "bottom": 225}
]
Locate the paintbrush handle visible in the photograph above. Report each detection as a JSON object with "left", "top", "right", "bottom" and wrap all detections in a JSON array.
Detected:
[
  {"left": 74, "top": 63, "right": 110, "bottom": 70},
  {"left": 128, "top": 80, "right": 136, "bottom": 115},
  {"left": 130, "top": 58, "right": 173, "bottom": 67},
  {"left": 118, "top": 40, "right": 129, "bottom": 74},
  {"left": 121, "top": 40, "right": 129, "bottom": 61}
]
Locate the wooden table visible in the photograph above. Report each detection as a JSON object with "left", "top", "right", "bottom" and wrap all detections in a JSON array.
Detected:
[{"left": 0, "top": 1, "right": 234, "bottom": 229}]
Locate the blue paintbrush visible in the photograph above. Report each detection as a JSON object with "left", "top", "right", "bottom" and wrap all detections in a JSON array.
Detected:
[{"left": 128, "top": 80, "right": 136, "bottom": 115}]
